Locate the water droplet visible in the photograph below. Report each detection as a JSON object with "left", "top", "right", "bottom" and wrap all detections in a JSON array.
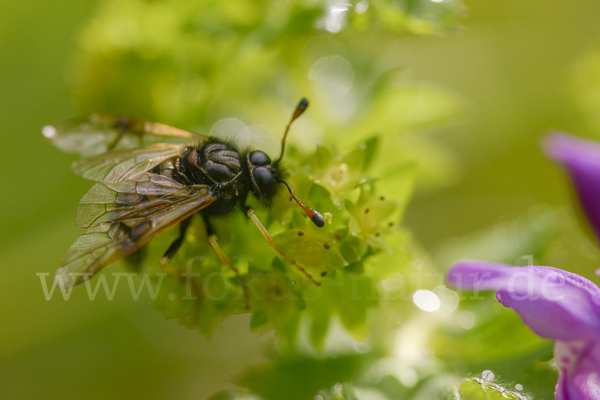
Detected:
[
  {"left": 42, "top": 125, "right": 57, "bottom": 138},
  {"left": 482, "top": 370, "right": 494, "bottom": 381},
  {"left": 413, "top": 290, "right": 440, "bottom": 312}
]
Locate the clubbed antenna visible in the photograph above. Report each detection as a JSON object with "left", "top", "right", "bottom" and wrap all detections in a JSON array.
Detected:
[
  {"left": 275, "top": 98, "right": 309, "bottom": 164},
  {"left": 278, "top": 180, "right": 324, "bottom": 228}
]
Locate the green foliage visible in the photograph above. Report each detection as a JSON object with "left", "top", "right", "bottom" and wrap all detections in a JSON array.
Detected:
[
  {"left": 60, "top": 0, "right": 570, "bottom": 399},
  {"left": 71, "top": 0, "right": 467, "bottom": 343},
  {"left": 203, "top": 207, "right": 562, "bottom": 400},
  {"left": 238, "top": 353, "right": 372, "bottom": 400},
  {"left": 73, "top": 0, "right": 466, "bottom": 144},
  {"left": 452, "top": 377, "right": 534, "bottom": 400},
  {"left": 148, "top": 138, "right": 412, "bottom": 340},
  {"left": 7, "top": 0, "right": 600, "bottom": 398}
]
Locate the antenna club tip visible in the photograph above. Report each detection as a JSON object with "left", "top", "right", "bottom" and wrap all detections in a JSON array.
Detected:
[
  {"left": 311, "top": 212, "right": 325, "bottom": 228},
  {"left": 299, "top": 98, "right": 309, "bottom": 109}
]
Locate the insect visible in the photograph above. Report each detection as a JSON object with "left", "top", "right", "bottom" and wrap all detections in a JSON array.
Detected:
[{"left": 44, "top": 98, "right": 325, "bottom": 290}]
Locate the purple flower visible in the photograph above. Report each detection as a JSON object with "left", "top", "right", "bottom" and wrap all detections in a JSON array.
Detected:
[
  {"left": 543, "top": 133, "right": 600, "bottom": 245},
  {"left": 447, "top": 260, "right": 600, "bottom": 400}
]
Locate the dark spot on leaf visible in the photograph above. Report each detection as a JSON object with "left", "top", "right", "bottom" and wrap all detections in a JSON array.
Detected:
[
  {"left": 388, "top": 222, "right": 394, "bottom": 227},
  {"left": 380, "top": 196, "right": 385, "bottom": 201},
  {"left": 297, "top": 230, "right": 304, "bottom": 236},
  {"left": 321, "top": 271, "right": 328, "bottom": 277},
  {"left": 374, "top": 232, "right": 380, "bottom": 237},
  {"left": 324, "top": 242, "right": 331, "bottom": 249},
  {"left": 270, "top": 285, "right": 283, "bottom": 297},
  {"left": 364, "top": 208, "right": 370, "bottom": 214}
]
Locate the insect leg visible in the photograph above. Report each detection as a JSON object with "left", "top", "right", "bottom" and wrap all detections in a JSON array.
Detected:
[
  {"left": 246, "top": 208, "right": 321, "bottom": 286},
  {"left": 106, "top": 131, "right": 124, "bottom": 151},
  {"left": 157, "top": 218, "right": 202, "bottom": 302},
  {"left": 106, "top": 118, "right": 129, "bottom": 150},
  {"left": 207, "top": 234, "right": 238, "bottom": 274},
  {"left": 107, "top": 117, "right": 144, "bottom": 150},
  {"left": 204, "top": 216, "right": 249, "bottom": 309},
  {"left": 160, "top": 217, "right": 192, "bottom": 266},
  {"left": 123, "top": 244, "right": 147, "bottom": 273}
]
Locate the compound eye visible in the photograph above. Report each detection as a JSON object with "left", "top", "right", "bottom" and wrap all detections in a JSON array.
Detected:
[
  {"left": 249, "top": 151, "right": 270, "bottom": 166},
  {"left": 253, "top": 167, "right": 275, "bottom": 194}
]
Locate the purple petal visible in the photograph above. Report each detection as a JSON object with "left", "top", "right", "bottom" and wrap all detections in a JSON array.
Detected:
[
  {"left": 543, "top": 132, "right": 600, "bottom": 243},
  {"left": 446, "top": 260, "right": 600, "bottom": 341},
  {"left": 554, "top": 340, "right": 600, "bottom": 400}
]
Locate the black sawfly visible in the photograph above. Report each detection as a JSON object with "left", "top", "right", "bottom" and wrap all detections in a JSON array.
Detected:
[{"left": 44, "top": 98, "right": 324, "bottom": 290}]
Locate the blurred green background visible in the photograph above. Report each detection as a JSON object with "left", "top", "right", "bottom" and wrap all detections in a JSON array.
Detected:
[{"left": 2, "top": 0, "right": 600, "bottom": 399}]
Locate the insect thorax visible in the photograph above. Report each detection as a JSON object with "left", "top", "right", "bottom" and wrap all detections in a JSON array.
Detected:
[{"left": 175, "top": 140, "right": 250, "bottom": 215}]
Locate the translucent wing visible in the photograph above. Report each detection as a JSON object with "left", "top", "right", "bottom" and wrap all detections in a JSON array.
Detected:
[
  {"left": 43, "top": 113, "right": 208, "bottom": 183},
  {"left": 71, "top": 143, "right": 187, "bottom": 183},
  {"left": 43, "top": 113, "right": 203, "bottom": 157},
  {"left": 55, "top": 173, "right": 216, "bottom": 289}
]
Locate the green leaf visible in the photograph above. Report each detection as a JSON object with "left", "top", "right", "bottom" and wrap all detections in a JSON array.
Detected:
[
  {"left": 453, "top": 378, "right": 536, "bottom": 400},
  {"left": 341, "top": 136, "right": 380, "bottom": 172},
  {"left": 247, "top": 270, "right": 299, "bottom": 330},
  {"left": 238, "top": 353, "right": 373, "bottom": 400},
  {"left": 250, "top": 311, "right": 269, "bottom": 330},
  {"left": 304, "top": 272, "right": 379, "bottom": 348},
  {"left": 346, "top": 186, "right": 399, "bottom": 248},
  {"left": 274, "top": 222, "right": 347, "bottom": 279},
  {"left": 309, "top": 299, "right": 331, "bottom": 350}
]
